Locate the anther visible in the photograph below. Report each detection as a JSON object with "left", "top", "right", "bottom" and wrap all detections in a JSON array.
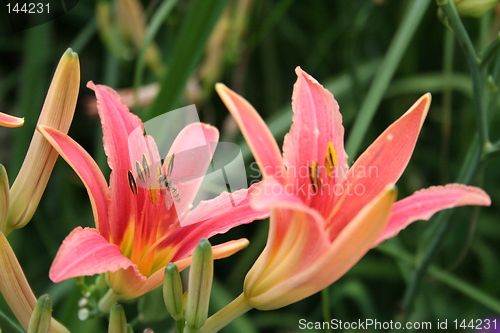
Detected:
[
  {"left": 325, "top": 142, "right": 338, "bottom": 176},
  {"left": 136, "top": 160, "right": 146, "bottom": 183},
  {"left": 127, "top": 170, "right": 138, "bottom": 194},
  {"left": 309, "top": 161, "right": 320, "bottom": 194},
  {"left": 142, "top": 153, "right": 151, "bottom": 178}
]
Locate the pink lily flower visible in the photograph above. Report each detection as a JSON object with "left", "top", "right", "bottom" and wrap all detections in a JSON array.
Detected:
[
  {"left": 39, "top": 82, "right": 267, "bottom": 300},
  {"left": 215, "top": 67, "right": 491, "bottom": 311}
]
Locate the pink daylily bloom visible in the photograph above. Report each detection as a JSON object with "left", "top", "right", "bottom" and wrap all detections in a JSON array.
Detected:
[
  {"left": 0, "top": 112, "right": 24, "bottom": 128},
  {"left": 215, "top": 67, "right": 491, "bottom": 310},
  {"left": 39, "top": 82, "right": 267, "bottom": 299}
]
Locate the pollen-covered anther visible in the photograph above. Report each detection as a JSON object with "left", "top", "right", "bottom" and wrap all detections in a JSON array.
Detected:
[
  {"left": 127, "top": 170, "right": 138, "bottom": 194},
  {"left": 325, "top": 142, "right": 338, "bottom": 176},
  {"left": 142, "top": 153, "right": 151, "bottom": 178},
  {"left": 136, "top": 160, "right": 146, "bottom": 183},
  {"left": 309, "top": 161, "right": 321, "bottom": 194}
]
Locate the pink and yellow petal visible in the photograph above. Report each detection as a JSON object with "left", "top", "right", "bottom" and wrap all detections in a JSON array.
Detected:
[
  {"left": 283, "top": 67, "right": 348, "bottom": 185},
  {"left": 181, "top": 186, "right": 253, "bottom": 226},
  {"left": 216, "top": 83, "right": 285, "bottom": 182},
  {"left": 374, "top": 184, "right": 491, "bottom": 246},
  {"left": 167, "top": 187, "right": 269, "bottom": 260},
  {"left": 50, "top": 227, "right": 135, "bottom": 283},
  {"left": 117, "top": 238, "right": 250, "bottom": 300},
  {"left": 244, "top": 202, "right": 330, "bottom": 307},
  {"left": 327, "top": 94, "right": 431, "bottom": 240},
  {"left": 166, "top": 123, "right": 219, "bottom": 216},
  {"left": 88, "top": 82, "right": 144, "bottom": 244},
  {"left": 38, "top": 126, "right": 111, "bottom": 238},
  {"left": 248, "top": 186, "right": 396, "bottom": 310},
  {"left": 0, "top": 112, "right": 24, "bottom": 128}
]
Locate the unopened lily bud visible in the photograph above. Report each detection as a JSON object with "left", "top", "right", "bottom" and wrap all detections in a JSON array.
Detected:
[
  {"left": 0, "top": 112, "right": 24, "bottom": 128},
  {"left": 455, "top": 0, "right": 499, "bottom": 17},
  {"left": 6, "top": 48, "right": 79, "bottom": 234},
  {"left": 28, "top": 294, "right": 52, "bottom": 333},
  {"left": 0, "top": 165, "right": 9, "bottom": 233},
  {"left": 185, "top": 238, "right": 213, "bottom": 332},
  {"left": 108, "top": 303, "right": 127, "bottom": 333},
  {"left": 163, "top": 263, "right": 184, "bottom": 322}
]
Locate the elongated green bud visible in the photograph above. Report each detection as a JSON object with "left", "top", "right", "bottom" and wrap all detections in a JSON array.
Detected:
[
  {"left": 455, "top": 0, "right": 499, "bottom": 17},
  {"left": 108, "top": 303, "right": 127, "bottom": 333},
  {"left": 184, "top": 238, "right": 213, "bottom": 332},
  {"left": 163, "top": 263, "right": 184, "bottom": 321},
  {"left": 28, "top": 294, "right": 52, "bottom": 333}
]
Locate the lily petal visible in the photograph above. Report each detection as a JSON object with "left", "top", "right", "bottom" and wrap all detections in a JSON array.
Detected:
[
  {"left": 283, "top": 67, "right": 348, "bottom": 184},
  {"left": 216, "top": 84, "right": 285, "bottom": 182},
  {"left": 328, "top": 94, "right": 431, "bottom": 240},
  {"left": 244, "top": 200, "right": 330, "bottom": 307},
  {"left": 374, "top": 184, "right": 491, "bottom": 246},
  {"left": 88, "top": 82, "right": 144, "bottom": 244},
  {"left": 181, "top": 187, "right": 252, "bottom": 227},
  {"left": 166, "top": 123, "right": 219, "bottom": 217},
  {"left": 50, "top": 227, "right": 136, "bottom": 283},
  {"left": 120, "top": 238, "right": 250, "bottom": 300},
  {"left": 167, "top": 186, "right": 269, "bottom": 260},
  {"left": 0, "top": 112, "right": 24, "bottom": 128},
  {"left": 248, "top": 186, "right": 396, "bottom": 310},
  {"left": 38, "top": 126, "right": 110, "bottom": 239}
]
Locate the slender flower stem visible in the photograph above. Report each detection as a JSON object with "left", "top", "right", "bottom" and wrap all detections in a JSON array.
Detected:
[
  {"left": 199, "top": 294, "right": 253, "bottom": 333},
  {"left": 438, "top": 0, "right": 490, "bottom": 147},
  {"left": 440, "top": 28, "right": 455, "bottom": 182},
  {"left": 98, "top": 289, "right": 122, "bottom": 314},
  {"left": 481, "top": 33, "right": 500, "bottom": 69},
  {"left": 321, "top": 288, "right": 333, "bottom": 333},
  {"left": 400, "top": 0, "right": 495, "bottom": 318}
]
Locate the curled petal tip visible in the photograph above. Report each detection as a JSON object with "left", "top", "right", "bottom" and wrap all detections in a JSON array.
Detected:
[
  {"left": 86, "top": 81, "right": 96, "bottom": 90},
  {"left": 0, "top": 112, "right": 24, "bottom": 128}
]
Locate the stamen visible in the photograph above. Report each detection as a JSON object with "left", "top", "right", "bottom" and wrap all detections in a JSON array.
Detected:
[
  {"left": 166, "top": 153, "right": 175, "bottom": 176},
  {"left": 142, "top": 153, "right": 151, "bottom": 178},
  {"left": 136, "top": 160, "right": 146, "bottom": 183},
  {"left": 127, "top": 170, "right": 138, "bottom": 194},
  {"left": 325, "top": 142, "right": 338, "bottom": 176},
  {"left": 309, "top": 161, "right": 320, "bottom": 194}
]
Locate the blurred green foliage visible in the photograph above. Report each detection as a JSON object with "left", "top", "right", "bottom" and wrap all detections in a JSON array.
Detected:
[{"left": 0, "top": 0, "right": 499, "bottom": 332}]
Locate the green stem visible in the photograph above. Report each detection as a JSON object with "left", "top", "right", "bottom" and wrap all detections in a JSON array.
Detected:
[
  {"left": 401, "top": 0, "right": 494, "bottom": 318},
  {"left": 345, "top": 0, "right": 432, "bottom": 158},
  {"left": 321, "top": 288, "right": 332, "bottom": 333},
  {"left": 480, "top": 33, "right": 500, "bottom": 69},
  {"left": 440, "top": 28, "right": 455, "bottom": 182},
  {"left": 438, "top": 0, "right": 490, "bottom": 146},
  {"left": 199, "top": 294, "right": 253, "bottom": 333},
  {"left": 98, "top": 289, "right": 121, "bottom": 314}
]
